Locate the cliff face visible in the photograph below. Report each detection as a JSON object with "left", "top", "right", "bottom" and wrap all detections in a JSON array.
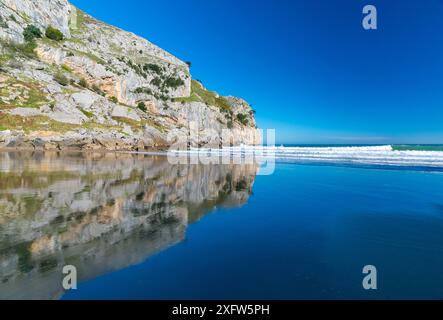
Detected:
[{"left": 0, "top": 0, "right": 260, "bottom": 150}]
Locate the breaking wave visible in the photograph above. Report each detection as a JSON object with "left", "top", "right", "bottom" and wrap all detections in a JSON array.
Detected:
[{"left": 173, "top": 145, "right": 443, "bottom": 169}]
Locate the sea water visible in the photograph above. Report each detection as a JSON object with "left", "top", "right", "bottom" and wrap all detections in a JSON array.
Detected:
[{"left": 0, "top": 148, "right": 442, "bottom": 299}]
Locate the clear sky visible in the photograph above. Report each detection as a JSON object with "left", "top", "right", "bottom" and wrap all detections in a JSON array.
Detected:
[{"left": 70, "top": 0, "right": 443, "bottom": 144}]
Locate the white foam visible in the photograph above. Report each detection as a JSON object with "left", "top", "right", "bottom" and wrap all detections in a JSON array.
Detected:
[{"left": 170, "top": 145, "right": 443, "bottom": 168}]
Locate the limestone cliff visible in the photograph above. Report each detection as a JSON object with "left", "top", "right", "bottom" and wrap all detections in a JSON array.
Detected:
[{"left": 0, "top": 0, "right": 260, "bottom": 150}]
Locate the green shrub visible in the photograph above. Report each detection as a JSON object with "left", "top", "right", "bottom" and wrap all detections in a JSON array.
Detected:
[
  {"left": 61, "top": 64, "right": 72, "bottom": 73},
  {"left": 150, "top": 77, "right": 162, "bottom": 87},
  {"left": 110, "top": 96, "right": 118, "bottom": 103},
  {"left": 23, "top": 41, "right": 37, "bottom": 56},
  {"left": 80, "top": 109, "right": 94, "bottom": 118},
  {"left": 0, "top": 16, "right": 8, "bottom": 29},
  {"left": 164, "top": 77, "right": 184, "bottom": 89},
  {"left": 91, "top": 84, "right": 105, "bottom": 96},
  {"left": 227, "top": 120, "right": 233, "bottom": 129},
  {"left": 236, "top": 113, "right": 249, "bottom": 125},
  {"left": 134, "top": 87, "right": 153, "bottom": 95},
  {"left": 45, "top": 26, "right": 64, "bottom": 41},
  {"left": 9, "top": 15, "right": 18, "bottom": 23},
  {"left": 54, "top": 72, "right": 69, "bottom": 86},
  {"left": 23, "top": 25, "right": 42, "bottom": 42},
  {"left": 144, "top": 63, "right": 162, "bottom": 74},
  {"left": 137, "top": 102, "right": 147, "bottom": 112},
  {"left": 78, "top": 78, "right": 88, "bottom": 88},
  {"left": 91, "top": 84, "right": 100, "bottom": 93}
]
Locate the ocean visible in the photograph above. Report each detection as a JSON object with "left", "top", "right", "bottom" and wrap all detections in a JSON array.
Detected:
[
  {"left": 173, "top": 144, "right": 443, "bottom": 171},
  {"left": 0, "top": 148, "right": 442, "bottom": 299}
]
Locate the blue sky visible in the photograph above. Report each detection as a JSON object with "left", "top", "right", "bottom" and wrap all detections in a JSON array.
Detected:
[{"left": 70, "top": 0, "right": 443, "bottom": 144}]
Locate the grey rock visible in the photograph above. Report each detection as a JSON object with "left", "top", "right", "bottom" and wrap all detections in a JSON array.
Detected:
[
  {"left": 49, "top": 101, "right": 88, "bottom": 125},
  {"left": 9, "top": 107, "right": 42, "bottom": 117},
  {"left": 111, "top": 105, "right": 141, "bottom": 122},
  {"left": 72, "top": 91, "right": 97, "bottom": 109}
]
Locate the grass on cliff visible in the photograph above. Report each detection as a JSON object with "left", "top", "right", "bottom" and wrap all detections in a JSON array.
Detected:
[
  {"left": 0, "top": 39, "right": 38, "bottom": 59},
  {"left": 0, "top": 77, "right": 49, "bottom": 109},
  {"left": 0, "top": 53, "right": 13, "bottom": 65},
  {"left": 80, "top": 109, "right": 94, "bottom": 118},
  {"left": 174, "top": 80, "right": 232, "bottom": 113},
  {"left": 0, "top": 113, "right": 78, "bottom": 133},
  {"left": 0, "top": 113, "right": 122, "bottom": 134}
]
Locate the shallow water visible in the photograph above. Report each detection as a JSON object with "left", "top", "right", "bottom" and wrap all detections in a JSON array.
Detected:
[{"left": 0, "top": 152, "right": 442, "bottom": 299}]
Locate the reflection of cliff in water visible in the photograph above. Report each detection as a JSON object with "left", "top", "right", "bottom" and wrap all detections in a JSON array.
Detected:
[{"left": 0, "top": 152, "right": 258, "bottom": 299}]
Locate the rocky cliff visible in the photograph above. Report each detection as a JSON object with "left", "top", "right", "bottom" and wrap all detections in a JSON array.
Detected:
[{"left": 0, "top": 0, "right": 260, "bottom": 151}]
